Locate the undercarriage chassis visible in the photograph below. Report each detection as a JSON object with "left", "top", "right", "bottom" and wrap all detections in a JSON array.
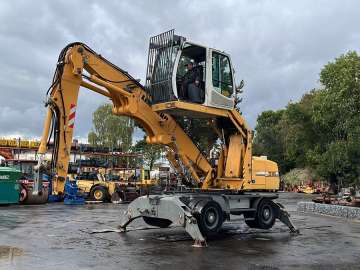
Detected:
[{"left": 119, "top": 192, "right": 299, "bottom": 247}]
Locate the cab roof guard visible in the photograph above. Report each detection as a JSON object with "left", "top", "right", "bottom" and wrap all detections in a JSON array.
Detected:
[{"left": 145, "top": 29, "right": 185, "bottom": 104}]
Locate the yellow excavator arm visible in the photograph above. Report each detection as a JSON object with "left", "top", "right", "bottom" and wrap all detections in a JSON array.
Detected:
[
  {"left": 36, "top": 43, "right": 215, "bottom": 195},
  {"left": 35, "top": 39, "right": 255, "bottom": 197}
]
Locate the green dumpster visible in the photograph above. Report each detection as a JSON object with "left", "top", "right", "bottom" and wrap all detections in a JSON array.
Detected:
[{"left": 0, "top": 167, "right": 21, "bottom": 204}]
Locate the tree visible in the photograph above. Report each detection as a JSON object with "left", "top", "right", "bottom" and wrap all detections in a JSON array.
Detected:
[
  {"left": 133, "top": 137, "right": 163, "bottom": 170},
  {"left": 310, "top": 51, "right": 360, "bottom": 187},
  {"left": 280, "top": 91, "right": 319, "bottom": 169},
  {"left": 314, "top": 51, "right": 360, "bottom": 143},
  {"left": 88, "top": 103, "right": 134, "bottom": 151},
  {"left": 252, "top": 110, "right": 290, "bottom": 172},
  {"left": 253, "top": 51, "right": 360, "bottom": 188}
]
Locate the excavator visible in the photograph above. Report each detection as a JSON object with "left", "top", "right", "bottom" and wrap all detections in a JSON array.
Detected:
[{"left": 34, "top": 30, "right": 298, "bottom": 246}]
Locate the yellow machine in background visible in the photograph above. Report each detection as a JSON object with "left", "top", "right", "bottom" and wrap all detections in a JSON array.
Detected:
[
  {"left": 137, "top": 168, "right": 158, "bottom": 186},
  {"left": 0, "top": 138, "right": 40, "bottom": 149},
  {"left": 75, "top": 168, "right": 157, "bottom": 202},
  {"left": 75, "top": 170, "right": 119, "bottom": 202},
  {"left": 34, "top": 30, "right": 298, "bottom": 245},
  {"left": 76, "top": 179, "right": 117, "bottom": 201},
  {"left": 298, "top": 185, "right": 317, "bottom": 194},
  {"left": 74, "top": 168, "right": 138, "bottom": 202}
]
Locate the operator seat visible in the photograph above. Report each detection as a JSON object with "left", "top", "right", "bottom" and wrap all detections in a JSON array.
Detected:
[
  {"left": 195, "top": 65, "right": 205, "bottom": 102},
  {"left": 188, "top": 65, "right": 204, "bottom": 103}
]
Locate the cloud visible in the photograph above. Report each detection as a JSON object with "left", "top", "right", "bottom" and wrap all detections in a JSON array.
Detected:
[{"left": 0, "top": 0, "right": 359, "bottom": 141}]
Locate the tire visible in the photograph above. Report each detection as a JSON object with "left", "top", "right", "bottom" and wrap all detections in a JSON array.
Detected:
[
  {"left": 26, "top": 188, "right": 49, "bottom": 204},
  {"left": 255, "top": 199, "right": 276, "bottom": 229},
  {"left": 244, "top": 199, "right": 276, "bottom": 229},
  {"left": 110, "top": 192, "right": 123, "bottom": 203},
  {"left": 143, "top": 216, "right": 172, "bottom": 228},
  {"left": 90, "top": 186, "right": 108, "bottom": 202},
  {"left": 243, "top": 213, "right": 259, "bottom": 228},
  {"left": 19, "top": 185, "right": 28, "bottom": 203},
  {"left": 195, "top": 201, "right": 224, "bottom": 237},
  {"left": 20, "top": 186, "right": 49, "bottom": 204}
]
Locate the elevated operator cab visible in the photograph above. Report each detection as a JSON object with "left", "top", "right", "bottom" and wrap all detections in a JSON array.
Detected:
[{"left": 145, "top": 30, "right": 235, "bottom": 117}]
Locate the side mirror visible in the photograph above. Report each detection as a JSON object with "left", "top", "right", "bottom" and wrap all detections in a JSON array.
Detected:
[{"left": 235, "top": 80, "right": 244, "bottom": 94}]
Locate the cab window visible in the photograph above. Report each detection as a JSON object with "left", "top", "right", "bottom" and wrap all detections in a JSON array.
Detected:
[
  {"left": 212, "top": 52, "right": 233, "bottom": 97},
  {"left": 176, "top": 44, "right": 206, "bottom": 102}
]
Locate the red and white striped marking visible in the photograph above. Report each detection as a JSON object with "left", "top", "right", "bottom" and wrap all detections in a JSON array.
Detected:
[{"left": 68, "top": 104, "right": 76, "bottom": 129}]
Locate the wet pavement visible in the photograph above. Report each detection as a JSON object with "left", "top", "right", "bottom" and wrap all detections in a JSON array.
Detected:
[{"left": 0, "top": 193, "right": 359, "bottom": 270}]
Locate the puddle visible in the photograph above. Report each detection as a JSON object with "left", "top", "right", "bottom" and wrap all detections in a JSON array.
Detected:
[
  {"left": 0, "top": 246, "right": 23, "bottom": 261},
  {"left": 254, "top": 237, "right": 271, "bottom": 241}
]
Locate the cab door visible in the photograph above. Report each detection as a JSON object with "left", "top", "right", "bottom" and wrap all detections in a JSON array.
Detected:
[{"left": 206, "top": 50, "right": 235, "bottom": 109}]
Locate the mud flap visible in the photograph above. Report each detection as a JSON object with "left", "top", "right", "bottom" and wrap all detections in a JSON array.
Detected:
[
  {"left": 119, "top": 195, "right": 207, "bottom": 246},
  {"left": 272, "top": 202, "right": 300, "bottom": 234}
]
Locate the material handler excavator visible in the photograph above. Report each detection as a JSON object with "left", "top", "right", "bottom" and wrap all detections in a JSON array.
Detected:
[{"left": 34, "top": 30, "right": 298, "bottom": 246}]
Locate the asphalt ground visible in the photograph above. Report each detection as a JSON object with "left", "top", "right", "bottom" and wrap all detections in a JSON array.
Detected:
[{"left": 0, "top": 193, "right": 359, "bottom": 270}]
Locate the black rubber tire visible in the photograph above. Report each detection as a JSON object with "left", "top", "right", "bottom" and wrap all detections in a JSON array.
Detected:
[
  {"left": 243, "top": 214, "right": 259, "bottom": 228},
  {"left": 196, "top": 201, "right": 224, "bottom": 237},
  {"left": 143, "top": 216, "right": 172, "bottom": 228},
  {"left": 255, "top": 199, "right": 276, "bottom": 229},
  {"left": 19, "top": 185, "right": 28, "bottom": 203},
  {"left": 90, "top": 186, "right": 108, "bottom": 202},
  {"left": 110, "top": 192, "right": 123, "bottom": 203},
  {"left": 20, "top": 187, "right": 49, "bottom": 205}
]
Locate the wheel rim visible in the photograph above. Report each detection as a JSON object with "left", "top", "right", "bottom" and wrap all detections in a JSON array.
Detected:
[
  {"left": 94, "top": 190, "right": 103, "bottom": 200},
  {"left": 263, "top": 208, "right": 270, "bottom": 220},
  {"left": 19, "top": 188, "right": 27, "bottom": 202},
  {"left": 204, "top": 207, "right": 219, "bottom": 230},
  {"left": 261, "top": 205, "right": 273, "bottom": 223}
]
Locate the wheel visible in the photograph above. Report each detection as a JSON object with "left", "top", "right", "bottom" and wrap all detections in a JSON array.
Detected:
[
  {"left": 90, "top": 186, "right": 108, "bottom": 202},
  {"left": 243, "top": 213, "right": 259, "bottom": 228},
  {"left": 255, "top": 199, "right": 276, "bottom": 229},
  {"left": 244, "top": 199, "right": 276, "bottom": 229},
  {"left": 143, "top": 216, "right": 172, "bottom": 228},
  {"left": 19, "top": 185, "right": 28, "bottom": 203},
  {"left": 195, "top": 201, "right": 224, "bottom": 237},
  {"left": 19, "top": 186, "right": 48, "bottom": 204},
  {"left": 110, "top": 192, "right": 123, "bottom": 203}
]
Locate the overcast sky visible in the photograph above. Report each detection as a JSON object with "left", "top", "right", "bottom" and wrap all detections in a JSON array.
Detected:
[{"left": 0, "top": 0, "right": 359, "bottom": 142}]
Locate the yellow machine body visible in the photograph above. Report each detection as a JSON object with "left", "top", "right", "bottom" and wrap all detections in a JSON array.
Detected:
[
  {"left": 76, "top": 179, "right": 117, "bottom": 198},
  {"left": 245, "top": 156, "right": 280, "bottom": 191}
]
